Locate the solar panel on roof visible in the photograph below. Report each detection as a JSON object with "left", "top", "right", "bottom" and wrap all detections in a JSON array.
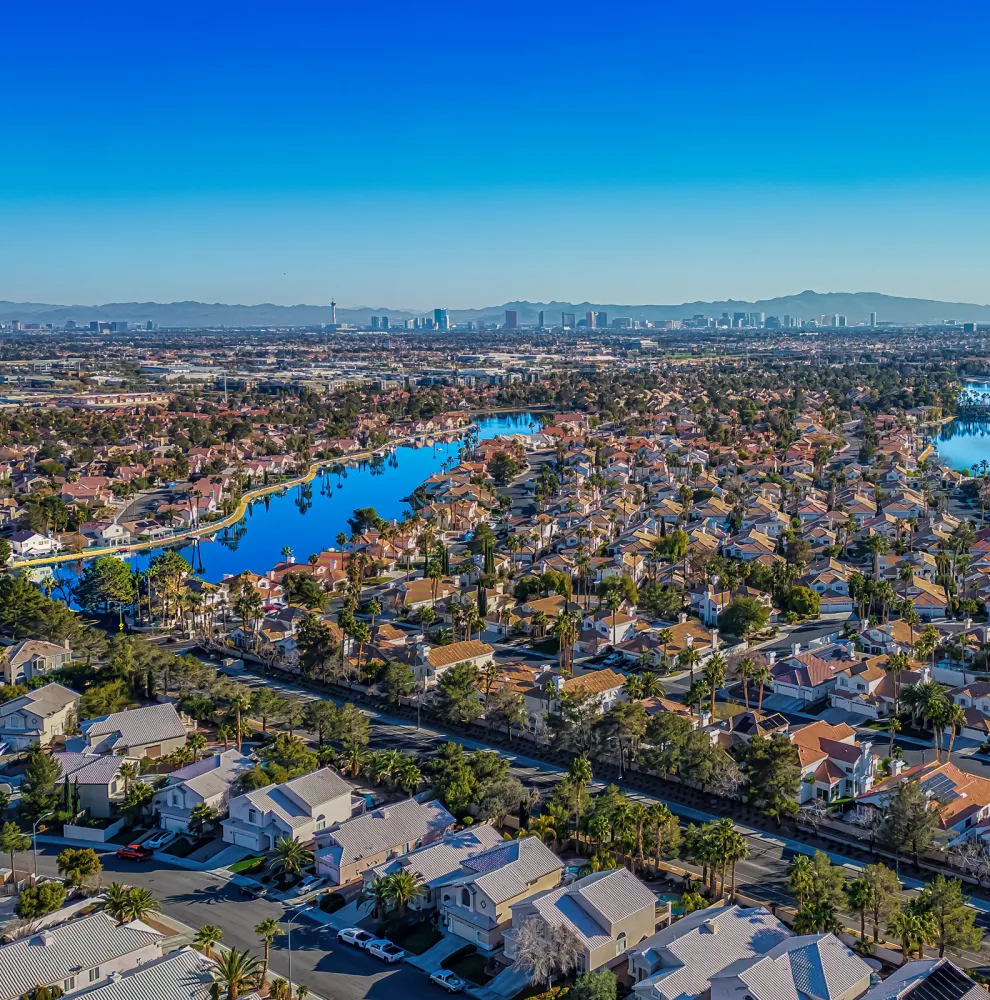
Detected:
[
  {"left": 907, "top": 962, "right": 976, "bottom": 1000},
  {"left": 922, "top": 774, "right": 960, "bottom": 802},
  {"left": 463, "top": 847, "right": 511, "bottom": 873}
]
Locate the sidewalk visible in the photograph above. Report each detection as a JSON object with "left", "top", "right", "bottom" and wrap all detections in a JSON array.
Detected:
[{"left": 407, "top": 933, "right": 466, "bottom": 974}]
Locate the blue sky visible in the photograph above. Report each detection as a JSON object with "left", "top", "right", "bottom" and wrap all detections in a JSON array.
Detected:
[{"left": 4, "top": 0, "right": 990, "bottom": 308}]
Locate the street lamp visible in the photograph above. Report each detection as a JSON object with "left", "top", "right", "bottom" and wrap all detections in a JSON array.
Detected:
[
  {"left": 284, "top": 903, "right": 314, "bottom": 1000},
  {"left": 32, "top": 810, "right": 54, "bottom": 881}
]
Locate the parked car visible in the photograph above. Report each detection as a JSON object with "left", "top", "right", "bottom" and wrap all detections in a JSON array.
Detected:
[
  {"left": 337, "top": 927, "right": 376, "bottom": 949},
  {"left": 430, "top": 971, "right": 466, "bottom": 993},
  {"left": 141, "top": 830, "right": 174, "bottom": 850},
  {"left": 366, "top": 939, "right": 406, "bottom": 963},
  {"left": 116, "top": 843, "right": 154, "bottom": 861},
  {"left": 230, "top": 876, "right": 268, "bottom": 899},
  {"left": 295, "top": 875, "right": 325, "bottom": 895}
]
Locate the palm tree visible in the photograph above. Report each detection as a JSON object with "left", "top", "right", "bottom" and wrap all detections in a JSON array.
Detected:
[
  {"left": 385, "top": 870, "right": 423, "bottom": 916},
  {"left": 678, "top": 644, "right": 701, "bottom": 680},
  {"left": 647, "top": 802, "right": 673, "bottom": 870},
  {"left": 103, "top": 882, "right": 132, "bottom": 923},
  {"left": 656, "top": 627, "right": 673, "bottom": 670},
  {"left": 188, "top": 732, "right": 208, "bottom": 761},
  {"left": 255, "top": 917, "right": 280, "bottom": 986},
  {"left": 846, "top": 879, "right": 872, "bottom": 941},
  {"left": 639, "top": 671, "right": 665, "bottom": 699},
  {"left": 946, "top": 703, "right": 967, "bottom": 757},
  {"left": 685, "top": 679, "right": 711, "bottom": 716},
  {"left": 211, "top": 949, "right": 261, "bottom": 1000},
  {"left": 887, "top": 651, "right": 910, "bottom": 715},
  {"left": 270, "top": 836, "right": 313, "bottom": 884},
  {"left": 736, "top": 656, "right": 757, "bottom": 709},
  {"left": 229, "top": 693, "right": 252, "bottom": 751},
  {"left": 885, "top": 717, "right": 901, "bottom": 757},
  {"left": 194, "top": 924, "right": 224, "bottom": 959},
  {"left": 568, "top": 756, "right": 593, "bottom": 847},
  {"left": 119, "top": 761, "right": 140, "bottom": 794},
  {"left": 754, "top": 664, "right": 772, "bottom": 712},
  {"left": 116, "top": 886, "right": 161, "bottom": 923},
  {"left": 704, "top": 653, "right": 726, "bottom": 719},
  {"left": 217, "top": 723, "right": 234, "bottom": 750},
  {"left": 528, "top": 815, "right": 558, "bottom": 848},
  {"left": 0, "top": 821, "right": 29, "bottom": 878},
  {"left": 359, "top": 876, "right": 391, "bottom": 920},
  {"left": 888, "top": 910, "right": 930, "bottom": 960}
]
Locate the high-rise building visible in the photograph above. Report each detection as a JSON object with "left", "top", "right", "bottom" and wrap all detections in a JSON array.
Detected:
[
  {"left": 561, "top": 311, "right": 575, "bottom": 328},
  {"left": 371, "top": 316, "right": 381, "bottom": 330},
  {"left": 330, "top": 299, "right": 337, "bottom": 326},
  {"left": 870, "top": 311, "right": 878, "bottom": 327},
  {"left": 732, "top": 312, "right": 747, "bottom": 328},
  {"left": 837, "top": 315, "right": 846, "bottom": 328},
  {"left": 537, "top": 310, "right": 544, "bottom": 329},
  {"left": 504, "top": 309, "right": 518, "bottom": 330},
  {"left": 110, "top": 321, "right": 128, "bottom": 332},
  {"left": 749, "top": 311, "right": 765, "bottom": 328},
  {"left": 586, "top": 310, "right": 598, "bottom": 329},
  {"left": 783, "top": 314, "right": 792, "bottom": 328},
  {"left": 434, "top": 307, "right": 449, "bottom": 330},
  {"left": 90, "top": 321, "right": 99, "bottom": 331},
  {"left": 597, "top": 311, "right": 607, "bottom": 328},
  {"left": 382, "top": 316, "right": 389, "bottom": 330}
]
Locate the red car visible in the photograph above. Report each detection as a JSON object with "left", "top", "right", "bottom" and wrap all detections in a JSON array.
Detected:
[{"left": 116, "top": 843, "right": 154, "bottom": 861}]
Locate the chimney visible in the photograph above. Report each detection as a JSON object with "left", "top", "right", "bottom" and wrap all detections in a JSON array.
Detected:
[
  {"left": 791, "top": 643, "right": 801, "bottom": 657},
  {"left": 711, "top": 629, "right": 719, "bottom": 650},
  {"left": 768, "top": 651, "right": 776, "bottom": 665},
  {"left": 678, "top": 612, "right": 688, "bottom": 625},
  {"left": 889, "top": 758, "right": 905, "bottom": 776}
]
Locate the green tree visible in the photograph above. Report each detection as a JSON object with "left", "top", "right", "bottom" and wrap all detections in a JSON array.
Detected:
[
  {"left": 436, "top": 661, "right": 483, "bottom": 725},
  {"left": 296, "top": 614, "right": 339, "bottom": 683},
  {"left": 913, "top": 874, "right": 983, "bottom": 957},
  {"left": 571, "top": 969, "right": 617, "bottom": 1000},
  {"left": 73, "top": 556, "right": 137, "bottom": 615},
  {"left": 210, "top": 948, "right": 261, "bottom": 1000},
  {"left": 20, "top": 746, "right": 62, "bottom": 823},
  {"left": 863, "top": 862, "right": 901, "bottom": 942},
  {"left": 255, "top": 917, "right": 280, "bottom": 986},
  {"left": 0, "top": 820, "right": 30, "bottom": 877},
  {"left": 56, "top": 846, "right": 102, "bottom": 888},
  {"left": 194, "top": 923, "right": 224, "bottom": 958},
  {"left": 880, "top": 778, "right": 939, "bottom": 866},
  {"left": 270, "top": 836, "right": 313, "bottom": 883},
  {"left": 740, "top": 733, "right": 800, "bottom": 824},
  {"left": 718, "top": 597, "right": 769, "bottom": 637},
  {"left": 381, "top": 661, "right": 416, "bottom": 704},
  {"left": 789, "top": 851, "right": 846, "bottom": 932},
  {"left": 15, "top": 881, "right": 66, "bottom": 918},
  {"left": 384, "top": 869, "right": 423, "bottom": 916}
]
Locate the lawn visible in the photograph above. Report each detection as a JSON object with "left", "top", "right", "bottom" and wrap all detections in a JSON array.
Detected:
[
  {"left": 386, "top": 918, "right": 443, "bottom": 955},
  {"left": 714, "top": 703, "right": 745, "bottom": 720},
  {"left": 167, "top": 835, "right": 212, "bottom": 858},
  {"left": 228, "top": 855, "right": 266, "bottom": 875},
  {"left": 443, "top": 946, "right": 494, "bottom": 986}
]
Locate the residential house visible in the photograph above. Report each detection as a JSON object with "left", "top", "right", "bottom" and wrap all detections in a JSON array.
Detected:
[
  {"left": 438, "top": 835, "right": 564, "bottom": 953},
  {"left": 314, "top": 795, "right": 455, "bottom": 884},
  {"left": 526, "top": 668, "right": 626, "bottom": 733},
  {"left": 790, "top": 721, "right": 878, "bottom": 803},
  {"left": 770, "top": 641, "right": 858, "bottom": 705},
  {"left": 1, "top": 638, "right": 72, "bottom": 684},
  {"left": 505, "top": 868, "right": 660, "bottom": 975},
  {"left": 708, "top": 932, "right": 874, "bottom": 1000},
  {"left": 856, "top": 959, "right": 983, "bottom": 1000},
  {"left": 8, "top": 529, "right": 61, "bottom": 557},
  {"left": 54, "top": 751, "right": 131, "bottom": 819},
  {"left": 629, "top": 903, "right": 792, "bottom": 1000},
  {"left": 152, "top": 749, "right": 254, "bottom": 832},
  {"left": 0, "top": 683, "right": 79, "bottom": 749},
  {"left": 0, "top": 911, "right": 163, "bottom": 1000},
  {"left": 80, "top": 703, "right": 187, "bottom": 759},
  {"left": 417, "top": 639, "right": 495, "bottom": 687},
  {"left": 223, "top": 768, "right": 355, "bottom": 851}
]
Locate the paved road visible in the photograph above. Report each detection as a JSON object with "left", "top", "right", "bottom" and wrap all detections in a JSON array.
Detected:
[{"left": 30, "top": 845, "right": 446, "bottom": 1000}]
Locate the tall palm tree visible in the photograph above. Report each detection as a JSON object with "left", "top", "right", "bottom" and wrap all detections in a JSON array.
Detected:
[
  {"left": 754, "top": 664, "right": 772, "bottom": 712},
  {"left": 704, "top": 653, "right": 726, "bottom": 719},
  {"left": 846, "top": 879, "right": 872, "bottom": 941},
  {"left": 946, "top": 703, "right": 967, "bottom": 757},
  {"left": 255, "top": 917, "right": 280, "bottom": 986},
  {"left": 270, "top": 837, "right": 313, "bottom": 884},
  {"left": 567, "top": 756, "right": 592, "bottom": 847},
  {"left": 359, "top": 876, "right": 391, "bottom": 920},
  {"left": 736, "top": 656, "right": 757, "bottom": 709},
  {"left": 639, "top": 671, "right": 665, "bottom": 699},
  {"left": 385, "top": 870, "right": 423, "bottom": 916},
  {"left": 229, "top": 693, "right": 252, "bottom": 751},
  {"left": 211, "top": 948, "right": 261, "bottom": 1000},
  {"left": 194, "top": 924, "right": 224, "bottom": 959}
]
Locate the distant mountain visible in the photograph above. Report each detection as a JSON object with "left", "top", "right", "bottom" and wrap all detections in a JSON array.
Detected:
[{"left": 1, "top": 290, "right": 989, "bottom": 328}]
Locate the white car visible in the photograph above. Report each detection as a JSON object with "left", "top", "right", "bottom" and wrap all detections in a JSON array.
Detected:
[
  {"left": 141, "top": 830, "right": 174, "bottom": 850},
  {"left": 296, "top": 875, "right": 324, "bottom": 895},
  {"left": 337, "top": 927, "right": 376, "bottom": 949},
  {"left": 366, "top": 939, "right": 406, "bottom": 963},
  {"left": 430, "top": 971, "right": 466, "bottom": 993}
]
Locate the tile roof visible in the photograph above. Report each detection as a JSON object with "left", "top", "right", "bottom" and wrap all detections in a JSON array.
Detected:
[
  {"left": 83, "top": 703, "right": 187, "bottom": 750},
  {"left": 426, "top": 639, "right": 495, "bottom": 668},
  {"left": 0, "top": 912, "right": 161, "bottom": 1000},
  {"left": 317, "top": 797, "right": 454, "bottom": 868},
  {"left": 369, "top": 824, "right": 505, "bottom": 883},
  {"left": 1, "top": 683, "right": 78, "bottom": 720},
  {"left": 446, "top": 835, "right": 563, "bottom": 904},
  {"left": 563, "top": 669, "right": 626, "bottom": 697},
  {"left": 54, "top": 751, "right": 126, "bottom": 785}
]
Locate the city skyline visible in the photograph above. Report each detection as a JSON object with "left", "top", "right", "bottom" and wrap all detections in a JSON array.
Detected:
[{"left": 5, "top": 1, "right": 990, "bottom": 305}]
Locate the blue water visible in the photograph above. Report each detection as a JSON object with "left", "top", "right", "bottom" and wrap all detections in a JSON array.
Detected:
[
  {"left": 935, "top": 381, "right": 990, "bottom": 472},
  {"left": 49, "top": 412, "right": 536, "bottom": 587}
]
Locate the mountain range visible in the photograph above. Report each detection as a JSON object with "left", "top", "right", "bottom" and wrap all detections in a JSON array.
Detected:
[{"left": 1, "top": 290, "right": 989, "bottom": 328}]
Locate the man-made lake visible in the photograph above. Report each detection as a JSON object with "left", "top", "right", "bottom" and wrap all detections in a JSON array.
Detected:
[
  {"left": 935, "top": 381, "right": 990, "bottom": 472},
  {"left": 49, "top": 412, "right": 537, "bottom": 588}
]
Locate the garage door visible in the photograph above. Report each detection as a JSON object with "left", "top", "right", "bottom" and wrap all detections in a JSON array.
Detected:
[{"left": 232, "top": 830, "right": 258, "bottom": 849}]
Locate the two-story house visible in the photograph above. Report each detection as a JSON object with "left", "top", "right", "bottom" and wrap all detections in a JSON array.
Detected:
[
  {"left": 223, "top": 768, "right": 355, "bottom": 851},
  {"left": 505, "top": 868, "right": 660, "bottom": 975},
  {"left": 54, "top": 751, "right": 131, "bottom": 818},
  {"left": 0, "top": 683, "right": 79, "bottom": 749},
  {"left": 2, "top": 638, "right": 72, "bottom": 684},
  {"left": 79, "top": 703, "right": 187, "bottom": 759},
  {"left": 314, "top": 795, "right": 455, "bottom": 884},
  {"left": 152, "top": 749, "right": 254, "bottom": 832},
  {"left": 438, "top": 835, "right": 564, "bottom": 952},
  {"left": 790, "top": 720, "right": 879, "bottom": 803}
]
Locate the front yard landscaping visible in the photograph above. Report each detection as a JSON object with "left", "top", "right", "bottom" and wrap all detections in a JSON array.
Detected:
[
  {"left": 228, "top": 854, "right": 266, "bottom": 875},
  {"left": 442, "top": 945, "right": 494, "bottom": 985},
  {"left": 384, "top": 917, "right": 443, "bottom": 955}
]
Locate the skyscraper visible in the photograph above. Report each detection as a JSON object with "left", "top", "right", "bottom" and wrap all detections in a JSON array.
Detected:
[
  {"left": 434, "top": 307, "right": 449, "bottom": 330},
  {"left": 586, "top": 310, "right": 598, "bottom": 330},
  {"left": 537, "top": 310, "right": 544, "bottom": 329},
  {"left": 870, "top": 311, "right": 878, "bottom": 327},
  {"left": 504, "top": 309, "right": 518, "bottom": 330},
  {"left": 330, "top": 299, "right": 337, "bottom": 326},
  {"left": 597, "top": 311, "right": 607, "bottom": 328},
  {"left": 561, "top": 311, "right": 575, "bottom": 328},
  {"left": 371, "top": 316, "right": 381, "bottom": 330}
]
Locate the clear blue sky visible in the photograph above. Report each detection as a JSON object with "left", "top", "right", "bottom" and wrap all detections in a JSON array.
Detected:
[{"left": 5, "top": 0, "right": 990, "bottom": 308}]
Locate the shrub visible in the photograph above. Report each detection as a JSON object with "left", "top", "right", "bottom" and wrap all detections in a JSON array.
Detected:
[
  {"left": 16, "top": 881, "right": 66, "bottom": 918},
  {"left": 320, "top": 891, "right": 346, "bottom": 913}
]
